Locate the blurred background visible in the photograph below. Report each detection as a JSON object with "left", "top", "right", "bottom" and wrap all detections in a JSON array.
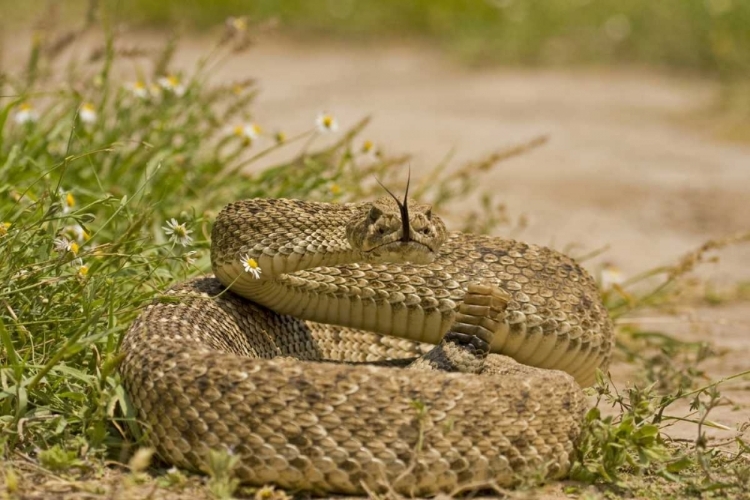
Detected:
[{"left": 4, "top": 0, "right": 750, "bottom": 77}]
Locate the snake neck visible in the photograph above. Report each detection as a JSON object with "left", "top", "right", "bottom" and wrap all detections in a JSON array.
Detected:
[
  {"left": 211, "top": 198, "right": 367, "bottom": 277},
  {"left": 209, "top": 198, "right": 455, "bottom": 342}
]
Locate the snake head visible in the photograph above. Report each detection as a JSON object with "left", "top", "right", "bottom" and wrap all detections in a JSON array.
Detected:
[{"left": 346, "top": 194, "right": 446, "bottom": 264}]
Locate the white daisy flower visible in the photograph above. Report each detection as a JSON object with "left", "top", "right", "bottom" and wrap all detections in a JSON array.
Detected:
[
  {"left": 63, "top": 224, "right": 90, "bottom": 243},
  {"left": 359, "top": 139, "right": 380, "bottom": 160},
  {"left": 14, "top": 102, "right": 39, "bottom": 124},
  {"left": 162, "top": 218, "right": 193, "bottom": 247},
  {"left": 315, "top": 112, "right": 338, "bottom": 134},
  {"left": 79, "top": 103, "right": 98, "bottom": 124},
  {"left": 76, "top": 261, "right": 89, "bottom": 277},
  {"left": 54, "top": 237, "right": 79, "bottom": 255},
  {"left": 231, "top": 123, "right": 262, "bottom": 143},
  {"left": 226, "top": 16, "right": 249, "bottom": 34},
  {"left": 157, "top": 75, "right": 186, "bottom": 97},
  {"left": 12, "top": 269, "right": 29, "bottom": 280},
  {"left": 600, "top": 262, "right": 624, "bottom": 290},
  {"left": 240, "top": 254, "right": 262, "bottom": 279},
  {"left": 59, "top": 190, "right": 76, "bottom": 214},
  {"left": 127, "top": 81, "right": 149, "bottom": 99},
  {"left": 183, "top": 251, "right": 198, "bottom": 265}
]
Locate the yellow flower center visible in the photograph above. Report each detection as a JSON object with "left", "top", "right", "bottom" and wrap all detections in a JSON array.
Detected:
[
  {"left": 78, "top": 265, "right": 89, "bottom": 276},
  {"left": 232, "top": 17, "right": 248, "bottom": 32},
  {"left": 330, "top": 184, "right": 341, "bottom": 195},
  {"left": 0, "top": 222, "right": 10, "bottom": 236},
  {"left": 65, "top": 192, "right": 76, "bottom": 208},
  {"left": 322, "top": 116, "right": 333, "bottom": 128},
  {"left": 69, "top": 241, "right": 80, "bottom": 255},
  {"left": 246, "top": 258, "right": 259, "bottom": 269}
]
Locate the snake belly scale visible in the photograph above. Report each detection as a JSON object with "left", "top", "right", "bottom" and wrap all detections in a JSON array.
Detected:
[{"left": 120, "top": 196, "right": 614, "bottom": 496}]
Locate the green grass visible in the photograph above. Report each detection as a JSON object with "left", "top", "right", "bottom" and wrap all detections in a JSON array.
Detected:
[{"left": 1, "top": 18, "right": 749, "bottom": 500}]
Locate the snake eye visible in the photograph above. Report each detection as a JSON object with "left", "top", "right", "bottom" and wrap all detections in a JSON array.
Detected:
[
  {"left": 425, "top": 208, "right": 432, "bottom": 220},
  {"left": 368, "top": 206, "right": 382, "bottom": 222}
]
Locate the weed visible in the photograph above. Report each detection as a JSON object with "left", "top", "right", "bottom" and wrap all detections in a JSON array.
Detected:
[
  {"left": 570, "top": 231, "right": 750, "bottom": 497},
  {"left": 206, "top": 448, "right": 240, "bottom": 500},
  {"left": 37, "top": 443, "right": 85, "bottom": 472}
]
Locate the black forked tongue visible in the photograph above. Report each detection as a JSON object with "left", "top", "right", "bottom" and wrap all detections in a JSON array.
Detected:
[{"left": 376, "top": 170, "right": 411, "bottom": 242}]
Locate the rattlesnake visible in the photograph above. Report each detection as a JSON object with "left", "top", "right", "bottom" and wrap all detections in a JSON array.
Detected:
[{"left": 120, "top": 194, "right": 613, "bottom": 496}]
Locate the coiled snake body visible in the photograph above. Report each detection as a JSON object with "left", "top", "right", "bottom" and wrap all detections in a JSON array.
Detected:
[{"left": 121, "top": 196, "right": 613, "bottom": 496}]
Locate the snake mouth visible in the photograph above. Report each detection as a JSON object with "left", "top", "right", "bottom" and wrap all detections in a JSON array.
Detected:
[{"left": 366, "top": 241, "right": 437, "bottom": 264}]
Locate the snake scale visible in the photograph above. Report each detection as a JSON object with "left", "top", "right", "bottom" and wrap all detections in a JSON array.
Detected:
[{"left": 120, "top": 194, "right": 614, "bottom": 496}]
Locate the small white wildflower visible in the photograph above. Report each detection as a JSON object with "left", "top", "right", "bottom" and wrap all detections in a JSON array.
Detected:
[
  {"left": 241, "top": 254, "right": 262, "bottom": 279},
  {"left": 256, "top": 485, "right": 280, "bottom": 500},
  {"left": 183, "top": 251, "right": 198, "bottom": 265},
  {"left": 231, "top": 122, "right": 262, "bottom": 143},
  {"left": 78, "top": 264, "right": 89, "bottom": 277},
  {"left": 359, "top": 139, "right": 380, "bottom": 160},
  {"left": 12, "top": 269, "right": 29, "bottom": 280},
  {"left": 162, "top": 218, "right": 193, "bottom": 247},
  {"left": 54, "top": 237, "right": 79, "bottom": 255},
  {"left": 59, "top": 190, "right": 76, "bottom": 214},
  {"left": 157, "top": 75, "right": 186, "bottom": 97},
  {"left": 600, "top": 262, "right": 624, "bottom": 290},
  {"left": 79, "top": 102, "right": 97, "bottom": 124},
  {"left": 14, "top": 102, "right": 39, "bottom": 124},
  {"left": 127, "top": 80, "right": 149, "bottom": 99},
  {"left": 63, "top": 224, "right": 90, "bottom": 243},
  {"left": 315, "top": 112, "right": 338, "bottom": 134},
  {"left": 226, "top": 16, "right": 249, "bottom": 34}
]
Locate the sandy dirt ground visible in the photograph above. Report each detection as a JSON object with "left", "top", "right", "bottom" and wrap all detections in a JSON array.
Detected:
[{"left": 3, "top": 30, "right": 750, "bottom": 498}]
